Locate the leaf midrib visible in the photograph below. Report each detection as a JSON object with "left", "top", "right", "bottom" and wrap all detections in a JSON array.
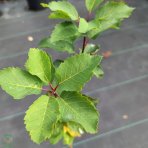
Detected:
[
  {"left": 59, "top": 95, "right": 98, "bottom": 133},
  {"left": 4, "top": 82, "right": 41, "bottom": 90},
  {"left": 37, "top": 98, "right": 51, "bottom": 140},
  {"left": 59, "top": 61, "right": 95, "bottom": 85},
  {"left": 59, "top": 98, "right": 86, "bottom": 125}
]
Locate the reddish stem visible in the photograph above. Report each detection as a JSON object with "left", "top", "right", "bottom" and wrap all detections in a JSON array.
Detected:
[
  {"left": 82, "top": 37, "right": 86, "bottom": 53},
  {"left": 82, "top": 37, "right": 89, "bottom": 53},
  {"left": 49, "top": 83, "right": 54, "bottom": 90},
  {"left": 81, "top": 12, "right": 91, "bottom": 53},
  {"left": 48, "top": 83, "right": 59, "bottom": 97},
  {"left": 42, "top": 83, "right": 59, "bottom": 98},
  {"left": 53, "top": 85, "right": 59, "bottom": 91}
]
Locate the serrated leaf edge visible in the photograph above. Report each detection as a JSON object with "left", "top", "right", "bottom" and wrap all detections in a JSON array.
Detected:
[{"left": 57, "top": 54, "right": 102, "bottom": 92}]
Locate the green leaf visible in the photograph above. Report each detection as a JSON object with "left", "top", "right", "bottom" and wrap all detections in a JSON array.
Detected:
[
  {"left": 25, "top": 48, "right": 55, "bottom": 84},
  {"left": 56, "top": 54, "right": 102, "bottom": 94},
  {"left": 39, "top": 22, "right": 80, "bottom": 53},
  {"left": 84, "top": 44, "right": 100, "bottom": 54},
  {"left": 63, "top": 122, "right": 82, "bottom": 138},
  {"left": 78, "top": 18, "right": 99, "bottom": 34},
  {"left": 53, "top": 59, "right": 64, "bottom": 68},
  {"left": 48, "top": 11, "right": 71, "bottom": 20},
  {"left": 50, "top": 22, "right": 80, "bottom": 44},
  {"left": 85, "top": 0, "right": 103, "bottom": 12},
  {"left": 39, "top": 37, "right": 74, "bottom": 53},
  {"left": 82, "top": 94, "right": 99, "bottom": 107},
  {"left": 67, "top": 122, "right": 84, "bottom": 137},
  {"left": 93, "top": 65, "right": 104, "bottom": 78},
  {"left": 38, "top": 37, "right": 50, "bottom": 48},
  {"left": 24, "top": 95, "right": 60, "bottom": 144},
  {"left": 0, "top": 68, "right": 42, "bottom": 99},
  {"left": 58, "top": 91, "right": 99, "bottom": 133},
  {"left": 40, "top": 3, "right": 49, "bottom": 8},
  {"left": 78, "top": 18, "right": 88, "bottom": 33},
  {"left": 49, "top": 122, "right": 63, "bottom": 144},
  {"left": 66, "top": 121, "right": 84, "bottom": 136},
  {"left": 63, "top": 133, "right": 74, "bottom": 145},
  {"left": 47, "top": 1, "right": 79, "bottom": 21},
  {"left": 88, "top": 1, "right": 134, "bottom": 38}
]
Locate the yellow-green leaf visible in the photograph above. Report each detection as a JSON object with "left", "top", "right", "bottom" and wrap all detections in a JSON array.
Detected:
[
  {"left": 56, "top": 54, "right": 102, "bottom": 94},
  {"left": 85, "top": 0, "right": 103, "bottom": 12},
  {"left": 78, "top": 18, "right": 88, "bottom": 33},
  {"left": 88, "top": 1, "right": 135, "bottom": 38},
  {"left": 0, "top": 67, "right": 42, "bottom": 99},
  {"left": 25, "top": 48, "right": 55, "bottom": 84},
  {"left": 48, "top": 1, "right": 79, "bottom": 21},
  {"left": 24, "top": 95, "right": 59, "bottom": 144}
]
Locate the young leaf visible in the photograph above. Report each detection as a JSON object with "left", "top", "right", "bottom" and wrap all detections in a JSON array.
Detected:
[
  {"left": 93, "top": 65, "right": 104, "bottom": 78},
  {"left": 39, "top": 37, "right": 74, "bottom": 53},
  {"left": 39, "top": 22, "right": 80, "bottom": 53},
  {"left": 88, "top": 1, "right": 135, "bottom": 38},
  {"left": 78, "top": 18, "right": 88, "bottom": 33},
  {"left": 63, "top": 132, "right": 74, "bottom": 146},
  {"left": 78, "top": 18, "right": 100, "bottom": 34},
  {"left": 49, "top": 122, "right": 63, "bottom": 144},
  {"left": 84, "top": 44, "right": 100, "bottom": 54},
  {"left": 65, "top": 122, "right": 83, "bottom": 137},
  {"left": 58, "top": 91, "right": 99, "bottom": 133},
  {"left": 47, "top": 1, "right": 79, "bottom": 21},
  {"left": 0, "top": 68, "right": 42, "bottom": 99},
  {"left": 85, "top": 0, "right": 103, "bottom": 12},
  {"left": 25, "top": 48, "right": 55, "bottom": 84},
  {"left": 56, "top": 54, "right": 102, "bottom": 94},
  {"left": 48, "top": 11, "right": 71, "bottom": 20},
  {"left": 40, "top": 3, "right": 49, "bottom": 8},
  {"left": 24, "top": 95, "right": 60, "bottom": 144}
]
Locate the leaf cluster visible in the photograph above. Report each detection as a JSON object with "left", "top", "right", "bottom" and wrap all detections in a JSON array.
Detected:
[
  {"left": 40, "top": 0, "right": 134, "bottom": 53},
  {"left": 0, "top": 0, "right": 134, "bottom": 146},
  {"left": 0, "top": 48, "right": 101, "bottom": 145}
]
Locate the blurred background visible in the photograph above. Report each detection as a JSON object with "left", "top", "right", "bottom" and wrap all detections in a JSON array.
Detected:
[{"left": 0, "top": 0, "right": 148, "bottom": 148}]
